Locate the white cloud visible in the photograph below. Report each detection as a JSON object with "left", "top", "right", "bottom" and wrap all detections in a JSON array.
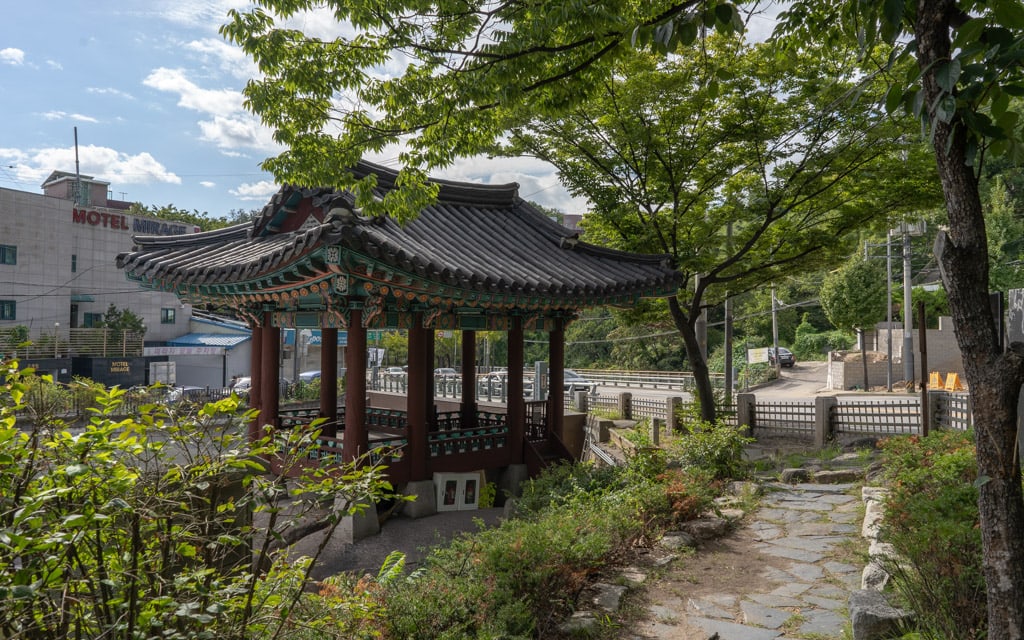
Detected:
[
  {"left": 143, "top": 67, "right": 244, "bottom": 116},
  {"left": 0, "top": 144, "right": 181, "bottom": 186},
  {"left": 199, "top": 180, "right": 216, "bottom": 188},
  {"left": 438, "top": 156, "right": 588, "bottom": 213},
  {"left": 185, "top": 38, "right": 257, "bottom": 80},
  {"left": 87, "top": 87, "right": 136, "bottom": 100},
  {"left": 40, "top": 111, "right": 100, "bottom": 124},
  {"left": 154, "top": 0, "right": 250, "bottom": 31},
  {"left": 46, "top": 60, "right": 62, "bottom": 71},
  {"left": 229, "top": 179, "right": 278, "bottom": 200},
  {"left": 197, "top": 114, "right": 280, "bottom": 152},
  {"left": 1, "top": 48, "right": 25, "bottom": 65}
]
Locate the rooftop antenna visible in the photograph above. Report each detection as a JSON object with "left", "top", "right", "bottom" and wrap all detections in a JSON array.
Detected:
[{"left": 73, "top": 126, "right": 82, "bottom": 206}]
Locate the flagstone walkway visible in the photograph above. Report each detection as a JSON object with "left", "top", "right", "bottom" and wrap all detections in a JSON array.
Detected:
[{"left": 630, "top": 482, "right": 864, "bottom": 640}]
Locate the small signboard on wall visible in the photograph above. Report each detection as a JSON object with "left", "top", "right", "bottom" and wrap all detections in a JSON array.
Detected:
[{"left": 747, "top": 347, "right": 770, "bottom": 363}]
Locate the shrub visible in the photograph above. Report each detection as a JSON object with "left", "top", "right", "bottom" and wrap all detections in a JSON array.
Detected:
[
  {"left": 879, "top": 431, "right": 986, "bottom": 639},
  {"left": 0, "top": 359, "right": 395, "bottom": 640},
  {"left": 670, "top": 419, "right": 754, "bottom": 480}
]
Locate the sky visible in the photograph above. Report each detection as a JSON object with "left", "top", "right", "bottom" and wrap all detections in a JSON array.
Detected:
[{"left": 0, "top": 1, "right": 590, "bottom": 218}]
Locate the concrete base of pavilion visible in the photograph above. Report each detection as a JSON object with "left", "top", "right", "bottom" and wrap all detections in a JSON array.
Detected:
[
  {"left": 402, "top": 480, "right": 439, "bottom": 519},
  {"left": 336, "top": 499, "right": 381, "bottom": 543},
  {"left": 499, "top": 464, "right": 529, "bottom": 501}
]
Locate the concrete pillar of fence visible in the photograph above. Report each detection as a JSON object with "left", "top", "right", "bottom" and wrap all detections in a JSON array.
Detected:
[
  {"left": 814, "top": 396, "right": 838, "bottom": 449},
  {"left": 650, "top": 417, "right": 663, "bottom": 446},
  {"left": 618, "top": 392, "right": 632, "bottom": 420},
  {"left": 666, "top": 396, "right": 681, "bottom": 433},
  {"left": 574, "top": 390, "right": 589, "bottom": 414},
  {"left": 736, "top": 393, "right": 756, "bottom": 436},
  {"left": 928, "top": 390, "right": 947, "bottom": 432}
]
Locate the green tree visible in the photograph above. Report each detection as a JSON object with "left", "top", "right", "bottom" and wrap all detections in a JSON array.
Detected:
[
  {"left": 220, "top": 0, "right": 745, "bottom": 218},
  {"left": 129, "top": 203, "right": 232, "bottom": 232},
  {"left": 502, "top": 42, "right": 936, "bottom": 419},
  {"left": 379, "top": 330, "right": 408, "bottom": 366},
  {"left": 778, "top": 1, "right": 1024, "bottom": 633},
  {"left": 820, "top": 256, "right": 888, "bottom": 389},
  {"left": 101, "top": 304, "right": 146, "bottom": 336},
  {"left": 986, "top": 177, "right": 1024, "bottom": 292}
]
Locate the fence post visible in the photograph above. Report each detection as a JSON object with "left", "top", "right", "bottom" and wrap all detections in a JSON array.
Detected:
[
  {"left": 927, "top": 390, "right": 946, "bottom": 432},
  {"left": 650, "top": 417, "right": 663, "bottom": 445},
  {"left": 814, "top": 396, "right": 838, "bottom": 448},
  {"left": 666, "top": 396, "right": 681, "bottom": 432},
  {"left": 574, "top": 390, "right": 589, "bottom": 414},
  {"left": 618, "top": 392, "right": 632, "bottom": 420},
  {"left": 736, "top": 393, "right": 756, "bottom": 437}
]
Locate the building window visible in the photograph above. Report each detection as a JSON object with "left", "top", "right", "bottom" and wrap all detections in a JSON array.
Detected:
[
  {"left": 84, "top": 312, "right": 103, "bottom": 328},
  {"left": 71, "top": 254, "right": 77, "bottom": 273},
  {"left": 161, "top": 308, "right": 176, "bottom": 324},
  {"left": 0, "top": 301, "right": 15, "bottom": 321},
  {"left": 0, "top": 245, "right": 16, "bottom": 265}
]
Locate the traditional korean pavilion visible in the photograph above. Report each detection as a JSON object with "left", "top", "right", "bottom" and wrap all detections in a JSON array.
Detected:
[{"left": 117, "top": 160, "right": 680, "bottom": 492}]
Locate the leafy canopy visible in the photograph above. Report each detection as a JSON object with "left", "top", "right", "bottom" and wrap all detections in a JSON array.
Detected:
[
  {"left": 505, "top": 38, "right": 939, "bottom": 314},
  {"left": 220, "top": 0, "right": 744, "bottom": 217}
]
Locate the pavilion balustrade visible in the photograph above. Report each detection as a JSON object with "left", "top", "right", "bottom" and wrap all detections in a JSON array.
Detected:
[{"left": 272, "top": 404, "right": 521, "bottom": 483}]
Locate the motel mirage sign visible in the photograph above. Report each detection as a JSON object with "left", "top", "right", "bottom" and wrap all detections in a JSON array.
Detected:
[{"left": 72, "top": 208, "right": 196, "bottom": 236}]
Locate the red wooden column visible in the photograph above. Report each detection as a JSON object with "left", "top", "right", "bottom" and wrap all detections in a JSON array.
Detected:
[
  {"left": 259, "top": 311, "right": 280, "bottom": 431},
  {"left": 548, "top": 318, "right": 565, "bottom": 439},
  {"left": 506, "top": 317, "right": 525, "bottom": 462},
  {"left": 425, "top": 326, "right": 436, "bottom": 430},
  {"left": 407, "top": 316, "right": 429, "bottom": 480},
  {"left": 460, "top": 329, "right": 477, "bottom": 428},
  {"left": 343, "top": 309, "right": 368, "bottom": 462},
  {"left": 320, "top": 327, "right": 339, "bottom": 436},
  {"left": 248, "top": 322, "right": 263, "bottom": 441}
]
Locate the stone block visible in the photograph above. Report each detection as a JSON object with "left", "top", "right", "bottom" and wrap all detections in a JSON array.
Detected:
[
  {"left": 781, "top": 467, "right": 810, "bottom": 483},
  {"left": 591, "top": 582, "right": 628, "bottom": 612},
  {"left": 401, "top": 479, "right": 438, "bottom": 519},
  {"left": 849, "top": 589, "right": 914, "bottom": 640},
  {"left": 814, "top": 468, "right": 863, "bottom": 483},
  {"left": 336, "top": 507, "right": 380, "bottom": 543},
  {"left": 681, "top": 516, "right": 730, "bottom": 541}
]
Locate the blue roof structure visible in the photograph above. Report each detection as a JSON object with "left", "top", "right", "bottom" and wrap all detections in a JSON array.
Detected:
[{"left": 165, "top": 333, "right": 251, "bottom": 349}]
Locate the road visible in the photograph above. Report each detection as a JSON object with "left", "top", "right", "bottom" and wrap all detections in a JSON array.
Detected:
[
  {"left": 592, "top": 360, "right": 831, "bottom": 401},
  {"left": 752, "top": 360, "right": 829, "bottom": 398}
]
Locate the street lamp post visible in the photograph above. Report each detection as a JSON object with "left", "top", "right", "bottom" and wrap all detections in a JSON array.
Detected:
[{"left": 54, "top": 322, "right": 59, "bottom": 358}]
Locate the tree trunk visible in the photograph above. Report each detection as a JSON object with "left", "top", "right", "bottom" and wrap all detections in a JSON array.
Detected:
[
  {"left": 917, "top": 2, "right": 1024, "bottom": 636},
  {"left": 668, "top": 296, "right": 716, "bottom": 422}
]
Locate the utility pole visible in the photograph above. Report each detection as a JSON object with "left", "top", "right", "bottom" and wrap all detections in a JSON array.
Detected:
[
  {"left": 771, "top": 284, "right": 780, "bottom": 376},
  {"left": 902, "top": 224, "right": 915, "bottom": 384},
  {"left": 885, "top": 230, "right": 893, "bottom": 392}
]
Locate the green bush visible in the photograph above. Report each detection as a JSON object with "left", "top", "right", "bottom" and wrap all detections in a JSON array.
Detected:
[
  {"left": 879, "top": 431, "right": 986, "bottom": 639},
  {"left": 0, "top": 359, "right": 395, "bottom": 640},
  {"left": 381, "top": 449, "right": 721, "bottom": 638},
  {"left": 670, "top": 419, "right": 754, "bottom": 480}
]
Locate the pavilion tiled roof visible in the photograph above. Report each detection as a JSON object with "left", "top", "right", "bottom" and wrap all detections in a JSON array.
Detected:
[{"left": 116, "top": 161, "right": 680, "bottom": 310}]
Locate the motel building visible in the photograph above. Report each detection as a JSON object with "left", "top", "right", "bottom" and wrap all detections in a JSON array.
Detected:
[{"left": 0, "top": 171, "right": 265, "bottom": 388}]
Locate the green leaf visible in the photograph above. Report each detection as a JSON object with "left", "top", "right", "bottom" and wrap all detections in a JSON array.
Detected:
[
  {"left": 934, "top": 59, "right": 961, "bottom": 93},
  {"left": 994, "top": 0, "right": 1024, "bottom": 29},
  {"left": 884, "top": 84, "right": 904, "bottom": 113},
  {"left": 973, "top": 475, "right": 991, "bottom": 488},
  {"left": 882, "top": 0, "right": 904, "bottom": 29}
]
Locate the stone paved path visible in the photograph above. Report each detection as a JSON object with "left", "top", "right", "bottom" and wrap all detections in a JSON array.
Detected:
[{"left": 630, "top": 482, "right": 863, "bottom": 640}]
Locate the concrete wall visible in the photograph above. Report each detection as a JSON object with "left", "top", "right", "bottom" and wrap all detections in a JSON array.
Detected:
[{"left": 0, "top": 185, "right": 197, "bottom": 342}]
